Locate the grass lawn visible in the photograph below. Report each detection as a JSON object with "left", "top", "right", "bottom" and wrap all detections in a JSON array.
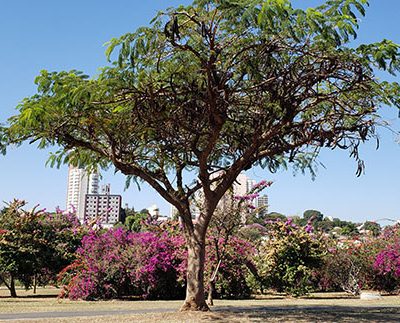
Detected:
[{"left": 1, "top": 288, "right": 399, "bottom": 322}]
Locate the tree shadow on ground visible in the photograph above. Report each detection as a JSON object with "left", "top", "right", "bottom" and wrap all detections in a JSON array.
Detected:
[
  {"left": 303, "top": 295, "right": 359, "bottom": 300},
  {"left": 0, "top": 294, "right": 60, "bottom": 299},
  {"left": 205, "top": 306, "right": 400, "bottom": 322}
]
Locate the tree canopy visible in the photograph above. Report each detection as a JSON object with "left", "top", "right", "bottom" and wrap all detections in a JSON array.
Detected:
[
  {"left": 1, "top": 0, "right": 399, "bottom": 311},
  {"left": 0, "top": 200, "right": 82, "bottom": 297}
]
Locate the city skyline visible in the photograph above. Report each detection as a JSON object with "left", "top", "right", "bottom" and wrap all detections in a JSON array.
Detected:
[{"left": 0, "top": 1, "right": 399, "bottom": 223}]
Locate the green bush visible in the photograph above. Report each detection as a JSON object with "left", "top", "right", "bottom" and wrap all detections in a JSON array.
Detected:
[{"left": 255, "top": 219, "right": 325, "bottom": 296}]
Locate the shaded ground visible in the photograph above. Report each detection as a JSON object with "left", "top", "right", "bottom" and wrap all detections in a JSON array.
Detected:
[
  {"left": 1, "top": 306, "right": 399, "bottom": 322},
  {"left": 0, "top": 288, "right": 399, "bottom": 322}
]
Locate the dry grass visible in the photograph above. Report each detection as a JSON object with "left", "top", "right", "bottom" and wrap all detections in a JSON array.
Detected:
[
  {"left": 5, "top": 308, "right": 400, "bottom": 323},
  {"left": 1, "top": 288, "right": 399, "bottom": 322},
  {"left": 0, "top": 287, "right": 182, "bottom": 314}
]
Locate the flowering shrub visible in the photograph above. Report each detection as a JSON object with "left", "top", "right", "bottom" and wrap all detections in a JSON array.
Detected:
[
  {"left": 58, "top": 228, "right": 186, "bottom": 300},
  {"left": 205, "top": 233, "right": 255, "bottom": 298},
  {"left": 317, "top": 244, "right": 371, "bottom": 295},
  {"left": 58, "top": 218, "right": 257, "bottom": 301},
  {"left": 373, "top": 242, "right": 400, "bottom": 292},
  {"left": 318, "top": 225, "right": 400, "bottom": 295},
  {"left": 255, "top": 218, "right": 326, "bottom": 296}
]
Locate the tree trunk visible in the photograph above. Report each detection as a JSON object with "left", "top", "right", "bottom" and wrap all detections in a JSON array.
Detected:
[
  {"left": 10, "top": 275, "right": 17, "bottom": 298},
  {"left": 207, "top": 280, "right": 216, "bottom": 306},
  {"left": 180, "top": 235, "right": 209, "bottom": 311},
  {"left": 33, "top": 274, "right": 37, "bottom": 294},
  {"left": 207, "top": 259, "right": 221, "bottom": 306},
  {"left": 1, "top": 274, "right": 17, "bottom": 298}
]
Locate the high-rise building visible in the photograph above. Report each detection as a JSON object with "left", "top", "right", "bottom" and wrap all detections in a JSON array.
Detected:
[
  {"left": 256, "top": 194, "right": 269, "bottom": 217},
  {"left": 66, "top": 166, "right": 90, "bottom": 221},
  {"left": 233, "top": 173, "right": 256, "bottom": 197},
  {"left": 66, "top": 165, "right": 109, "bottom": 223},
  {"left": 88, "top": 173, "right": 99, "bottom": 194}
]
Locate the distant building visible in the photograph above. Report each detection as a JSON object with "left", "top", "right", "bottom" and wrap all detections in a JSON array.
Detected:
[
  {"left": 66, "top": 165, "right": 121, "bottom": 226},
  {"left": 256, "top": 194, "right": 269, "bottom": 217},
  {"left": 88, "top": 173, "right": 99, "bottom": 194},
  {"left": 233, "top": 173, "right": 255, "bottom": 197},
  {"left": 101, "top": 183, "right": 111, "bottom": 195},
  {"left": 169, "top": 172, "right": 268, "bottom": 222},
  {"left": 66, "top": 165, "right": 99, "bottom": 221},
  {"left": 147, "top": 204, "right": 160, "bottom": 218},
  {"left": 170, "top": 204, "right": 178, "bottom": 218},
  {"left": 84, "top": 193, "right": 122, "bottom": 228}
]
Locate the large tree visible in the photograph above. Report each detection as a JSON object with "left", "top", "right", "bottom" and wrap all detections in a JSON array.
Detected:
[{"left": 1, "top": 0, "right": 399, "bottom": 310}]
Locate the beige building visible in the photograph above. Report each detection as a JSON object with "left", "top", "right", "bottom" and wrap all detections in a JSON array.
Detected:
[
  {"left": 84, "top": 193, "right": 121, "bottom": 227},
  {"left": 66, "top": 165, "right": 121, "bottom": 226}
]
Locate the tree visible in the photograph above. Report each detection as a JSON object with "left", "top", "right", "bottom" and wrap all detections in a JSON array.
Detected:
[
  {"left": 363, "top": 221, "right": 382, "bottom": 237},
  {"left": 123, "top": 208, "right": 149, "bottom": 232},
  {"left": 1, "top": 0, "right": 400, "bottom": 310},
  {"left": 0, "top": 200, "right": 38, "bottom": 297},
  {"left": 0, "top": 200, "right": 82, "bottom": 297},
  {"left": 206, "top": 180, "right": 271, "bottom": 304},
  {"left": 303, "top": 210, "right": 324, "bottom": 223}
]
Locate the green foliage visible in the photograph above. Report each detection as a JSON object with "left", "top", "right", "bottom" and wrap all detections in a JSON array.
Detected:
[
  {"left": 265, "top": 212, "right": 287, "bottom": 222},
  {"left": 303, "top": 210, "right": 324, "bottom": 222},
  {"left": 256, "top": 219, "right": 326, "bottom": 296},
  {"left": 363, "top": 221, "right": 381, "bottom": 237},
  {"left": 0, "top": 200, "right": 83, "bottom": 296},
  {"left": 310, "top": 217, "right": 359, "bottom": 236},
  {"left": 339, "top": 222, "right": 359, "bottom": 236},
  {"left": 123, "top": 210, "right": 148, "bottom": 233}
]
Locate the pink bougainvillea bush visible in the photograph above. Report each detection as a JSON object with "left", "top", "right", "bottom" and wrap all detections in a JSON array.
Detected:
[
  {"left": 58, "top": 228, "right": 187, "bottom": 300},
  {"left": 373, "top": 241, "right": 400, "bottom": 293},
  {"left": 205, "top": 233, "right": 256, "bottom": 299},
  {"left": 58, "top": 220, "right": 257, "bottom": 300},
  {"left": 318, "top": 224, "right": 400, "bottom": 294}
]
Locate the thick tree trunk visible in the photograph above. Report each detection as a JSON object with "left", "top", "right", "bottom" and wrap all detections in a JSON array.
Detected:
[{"left": 180, "top": 235, "right": 209, "bottom": 311}]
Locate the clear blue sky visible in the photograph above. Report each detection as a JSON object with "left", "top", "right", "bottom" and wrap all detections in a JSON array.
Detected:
[{"left": 0, "top": 1, "right": 399, "bottom": 223}]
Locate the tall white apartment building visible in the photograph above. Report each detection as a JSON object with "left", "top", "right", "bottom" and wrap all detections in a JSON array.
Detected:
[
  {"left": 233, "top": 173, "right": 256, "bottom": 197},
  {"left": 256, "top": 194, "right": 269, "bottom": 217},
  {"left": 66, "top": 165, "right": 99, "bottom": 222}
]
